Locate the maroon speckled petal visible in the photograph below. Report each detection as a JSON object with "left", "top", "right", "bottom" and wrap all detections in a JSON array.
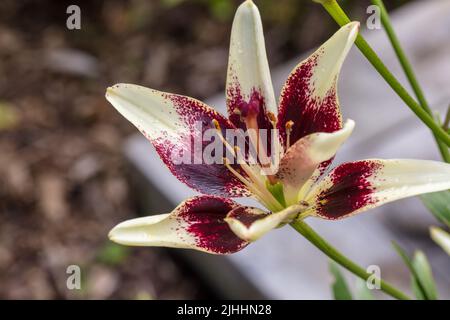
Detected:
[
  {"left": 152, "top": 94, "right": 251, "bottom": 197},
  {"left": 277, "top": 54, "right": 341, "bottom": 147},
  {"left": 277, "top": 22, "right": 359, "bottom": 149},
  {"left": 308, "top": 159, "right": 450, "bottom": 220},
  {"left": 309, "top": 160, "right": 383, "bottom": 220},
  {"left": 106, "top": 84, "right": 250, "bottom": 197},
  {"left": 177, "top": 196, "right": 249, "bottom": 254},
  {"left": 108, "top": 195, "right": 249, "bottom": 254}
]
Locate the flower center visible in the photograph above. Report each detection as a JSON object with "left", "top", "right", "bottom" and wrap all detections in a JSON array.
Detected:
[
  {"left": 211, "top": 118, "right": 283, "bottom": 212},
  {"left": 235, "top": 96, "right": 280, "bottom": 184}
]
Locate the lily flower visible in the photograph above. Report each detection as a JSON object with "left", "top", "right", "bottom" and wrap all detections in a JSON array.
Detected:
[{"left": 106, "top": 0, "right": 450, "bottom": 254}]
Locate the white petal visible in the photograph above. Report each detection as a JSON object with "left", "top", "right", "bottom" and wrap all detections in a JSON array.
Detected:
[
  {"left": 106, "top": 84, "right": 183, "bottom": 140},
  {"left": 225, "top": 204, "right": 304, "bottom": 242},
  {"left": 226, "top": 0, "right": 276, "bottom": 115},
  {"left": 310, "top": 21, "right": 359, "bottom": 97},
  {"left": 277, "top": 119, "right": 355, "bottom": 205},
  {"left": 109, "top": 214, "right": 176, "bottom": 247}
]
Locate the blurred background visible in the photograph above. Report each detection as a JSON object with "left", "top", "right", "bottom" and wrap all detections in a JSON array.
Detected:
[{"left": 0, "top": 0, "right": 436, "bottom": 299}]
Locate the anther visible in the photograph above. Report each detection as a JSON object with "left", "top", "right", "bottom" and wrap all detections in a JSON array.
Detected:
[
  {"left": 285, "top": 120, "right": 294, "bottom": 149},
  {"left": 267, "top": 112, "right": 276, "bottom": 123},
  {"left": 212, "top": 119, "right": 221, "bottom": 130},
  {"left": 285, "top": 120, "right": 294, "bottom": 131}
]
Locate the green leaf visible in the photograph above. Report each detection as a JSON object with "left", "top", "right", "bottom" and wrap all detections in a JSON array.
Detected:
[
  {"left": 329, "top": 260, "right": 352, "bottom": 300},
  {"left": 412, "top": 251, "right": 438, "bottom": 300},
  {"left": 430, "top": 226, "right": 450, "bottom": 255},
  {"left": 421, "top": 191, "right": 450, "bottom": 228},
  {"left": 411, "top": 278, "right": 425, "bottom": 300},
  {"left": 0, "top": 101, "right": 19, "bottom": 130},
  {"left": 392, "top": 242, "right": 438, "bottom": 300},
  {"left": 97, "top": 242, "right": 130, "bottom": 266},
  {"left": 354, "top": 278, "right": 375, "bottom": 300}
]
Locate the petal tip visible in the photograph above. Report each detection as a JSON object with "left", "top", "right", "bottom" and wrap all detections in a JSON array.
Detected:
[
  {"left": 107, "top": 220, "right": 134, "bottom": 245},
  {"left": 242, "top": 0, "right": 256, "bottom": 9},
  {"left": 336, "top": 21, "right": 359, "bottom": 47},
  {"left": 236, "top": 0, "right": 259, "bottom": 19},
  {"left": 105, "top": 86, "right": 116, "bottom": 98},
  {"left": 347, "top": 21, "right": 360, "bottom": 40},
  {"left": 343, "top": 118, "right": 356, "bottom": 132},
  {"left": 105, "top": 83, "right": 129, "bottom": 98},
  {"left": 108, "top": 226, "right": 125, "bottom": 245}
]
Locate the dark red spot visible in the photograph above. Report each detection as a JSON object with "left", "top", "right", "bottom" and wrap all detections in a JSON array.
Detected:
[
  {"left": 178, "top": 196, "right": 248, "bottom": 254},
  {"left": 277, "top": 55, "right": 341, "bottom": 148},
  {"left": 315, "top": 161, "right": 382, "bottom": 219}
]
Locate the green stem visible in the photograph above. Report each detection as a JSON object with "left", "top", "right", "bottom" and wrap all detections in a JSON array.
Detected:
[
  {"left": 370, "top": 0, "right": 430, "bottom": 113},
  {"left": 435, "top": 118, "right": 450, "bottom": 163},
  {"left": 319, "top": 0, "right": 450, "bottom": 147},
  {"left": 371, "top": 0, "right": 450, "bottom": 163},
  {"left": 444, "top": 106, "right": 450, "bottom": 131},
  {"left": 291, "top": 220, "right": 411, "bottom": 300}
]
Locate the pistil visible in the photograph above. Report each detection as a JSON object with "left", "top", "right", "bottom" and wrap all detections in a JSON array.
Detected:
[{"left": 238, "top": 98, "right": 278, "bottom": 184}]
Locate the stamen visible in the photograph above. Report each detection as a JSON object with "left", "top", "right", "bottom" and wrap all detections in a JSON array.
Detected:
[
  {"left": 267, "top": 111, "right": 282, "bottom": 172},
  {"left": 285, "top": 120, "right": 294, "bottom": 149},
  {"left": 234, "top": 146, "right": 264, "bottom": 186},
  {"left": 212, "top": 119, "right": 221, "bottom": 130},
  {"left": 243, "top": 113, "right": 279, "bottom": 185},
  {"left": 223, "top": 158, "right": 251, "bottom": 186},
  {"left": 212, "top": 119, "right": 238, "bottom": 161},
  {"left": 212, "top": 120, "right": 283, "bottom": 211},
  {"left": 267, "top": 111, "right": 277, "bottom": 128},
  {"left": 223, "top": 158, "right": 278, "bottom": 209},
  {"left": 234, "top": 96, "right": 274, "bottom": 171},
  {"left": 215, "top": 128, "right": 261, "bottom": 189}
]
